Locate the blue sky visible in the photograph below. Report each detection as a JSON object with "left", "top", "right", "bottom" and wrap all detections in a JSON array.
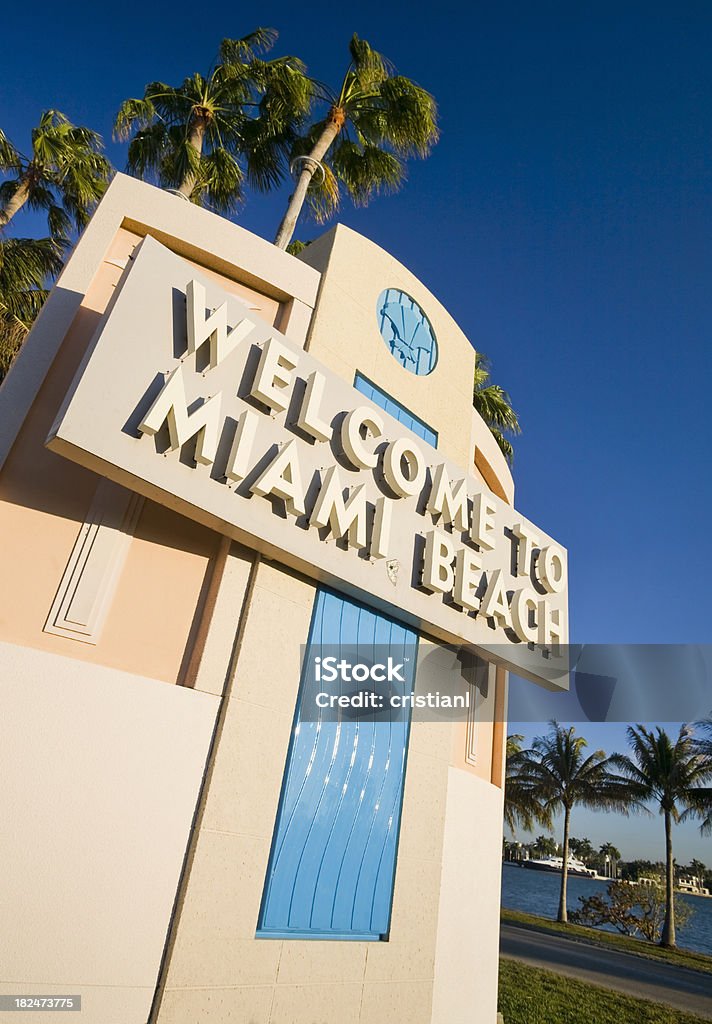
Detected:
[{"left": 3, "top": 1, "right": 711, "bottom": 861}]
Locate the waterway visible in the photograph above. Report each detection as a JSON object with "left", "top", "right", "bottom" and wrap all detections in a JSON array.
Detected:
[{"left": 501, "top": 862, "right": 712, "bottom": 956}]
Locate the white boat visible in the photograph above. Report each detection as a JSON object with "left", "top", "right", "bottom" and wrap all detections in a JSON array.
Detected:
[{"left": 523, "top": 854, "right": 596, "bottom": 878}]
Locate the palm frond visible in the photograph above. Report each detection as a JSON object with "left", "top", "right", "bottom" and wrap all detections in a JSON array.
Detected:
[
  {"left": 330, "top": 141, "right": 404, "bottom": 206},
  {"left": 347, "top": 35, "right": 392, "bottom": 93},
  {"left": 159, "top": 124, "right": 202, "bottom": 194},
  {"left": 46, "top": 203, "right": 72, "bottom": 240},
  {"left": 505, "top": 733, "right": 555, "bottom": 833},
  {"left": 0, "top": 179, "right": 26, "bottom": 209},
  {"left": 0, "top": 128, "right": 21, "bottom": 171},
  {"left": 487, "top": 427, "right": 513, "bottom": 463},
  {"left": 474, "top": 383, "right": 521, "bottom": 432},
  {"left": 472, "top": 351, "right": 520, "bottom": 463},
  {"left": 253, "top": 57, "right": 314, "bottom": 126},
  {"left": 241, "top": 117, "right": 290, "bottom": 191},
  {"left": 114, "top": 97, "right": 158, "bottom": 140},
  {"left": 611, "top": 724, "right": 712, "bottom": 818},
  {"left": 304, "top": 161, "right": 341, "bottom": 223},
  {"left": 146, "top": 83, "right": 197, "bottom": 126},
  {"left": 363, "top": 76, "right": 439, "bottom": 157},
  {"left": 0, "top": 236, "right": 64, "bottom": 328},
  {"left": 193, "top": 147, "right": 244, "bottom": 214},
  {"left": 126, "top": 122, "right": 168, "bottom": 180},
  {"left": 219, "top": 28, "right": 279, "bottom": 65},
  {"left": 0, "top": 316, "right": 28, "bottom": 382}
]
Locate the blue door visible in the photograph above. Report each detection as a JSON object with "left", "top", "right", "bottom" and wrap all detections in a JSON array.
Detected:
[{"left": 257, "top": 589, "right": 418, "bottom": 939}]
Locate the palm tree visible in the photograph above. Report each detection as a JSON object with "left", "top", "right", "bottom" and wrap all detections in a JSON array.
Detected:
[
  {"left": 599, "top": 841, "right": 622, "bottom": 878},
  {"left": 504, "top": 733, "right": 552, "bottom": 834},
  {"left": 0, "top": 318, "right": 26, "bottom": 383},
  {"left": 611, "top": 725, "right": 712, "bottom": 948},
  {"left": 514, "top": 722, "right": 639, "bottom": 923},
  {"left": 569, "top": 837, "right": 594, "bottom": 863},
  {"left": 685, "top": 858, "right": 708, "bottom": 882},
  {"left": 0, "top": 237, "right": 63, "bottom": 328},
  {"left": 532, "top": 835, "right": 558, "bottom": 857},
  {"left": 473, "top": 351, "right": 521, "bottom": 464},
  {"left": 114, "top": 29, "right": 312, "bottom": 214},
  {"left": 0, "top": 112, "right": 111, "bottom": 238},
  {"left": 273, "top": 34, "right": 439, "bottom": 250},
  {"left": 0, "top": 236, "right": 64, "bottom": 383}
]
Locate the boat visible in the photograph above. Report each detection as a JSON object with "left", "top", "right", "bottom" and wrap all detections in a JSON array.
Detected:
[{"left": 523, "top": 854, "right": 596, "bottom": 877}]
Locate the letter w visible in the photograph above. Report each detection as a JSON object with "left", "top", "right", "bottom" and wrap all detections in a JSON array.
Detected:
[
  {"left": 186, "top": 280, "right": 254, "bottom": 369},
  {"left": 139, "top": 367, "right": 222, "bottom": 466}
]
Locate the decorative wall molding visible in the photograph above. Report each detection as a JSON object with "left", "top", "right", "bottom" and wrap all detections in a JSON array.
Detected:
[
  {"left": 44, "top": 479, "right": 144, "bottom": 644},
  {"left": 465, "top": 657, "right": 493, "bottom": 768}
]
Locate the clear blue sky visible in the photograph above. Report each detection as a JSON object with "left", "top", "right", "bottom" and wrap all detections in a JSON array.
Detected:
[{"left": 3, "top": 1, "right": 711, "bottom": 861}]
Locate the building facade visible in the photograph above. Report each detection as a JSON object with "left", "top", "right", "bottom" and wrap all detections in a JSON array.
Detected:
[{"left": 0, "top": 175, "right": 567, "bottom": 1024}]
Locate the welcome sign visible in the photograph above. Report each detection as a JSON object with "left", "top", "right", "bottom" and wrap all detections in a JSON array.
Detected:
[{"left": 47, "top": 236, "right": 568, "bottom": 687}]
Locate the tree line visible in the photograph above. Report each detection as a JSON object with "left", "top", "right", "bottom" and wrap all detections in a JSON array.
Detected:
[
  {"left": 506, "top": 836, "right": 712, "bottom": 889},
  {"left": 0, "top": 29, "right": 520, "bottom": 459},
  {"left": 505, "top": 719, "right": 712, "bottom": 948}
]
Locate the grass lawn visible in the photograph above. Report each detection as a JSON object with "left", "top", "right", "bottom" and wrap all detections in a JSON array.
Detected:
[
  {"left": 499, "top": 959, "right": 710, "bottom": 1024},
  {"left": 502, "top": 907, "right": 712, "bottom": 975}
]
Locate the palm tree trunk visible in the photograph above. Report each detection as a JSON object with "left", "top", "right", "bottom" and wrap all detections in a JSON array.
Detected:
[
  {"left": 0, "top": 177, "right": 31, "bottom": 228},
  {"left": 178, "top": 116, "right": 207, "bottom": 199},
  {"left": 661, "top": 809, "right": 676, "bottom": 947},
  {"left": 557, "top": 807, "right": 571, "bottom": 923},
  {"left": 274, "top": 108, "right": 345, "bottom": 250}
]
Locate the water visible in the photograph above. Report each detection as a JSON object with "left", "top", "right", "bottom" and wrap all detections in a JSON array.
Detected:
[{"left": 501, "top": 862, "right": 712, "bottom": 956}]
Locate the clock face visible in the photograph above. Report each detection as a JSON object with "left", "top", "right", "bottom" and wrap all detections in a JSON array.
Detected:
[{"left": 376, "top": 289, "right": 438, "bottom": 376}]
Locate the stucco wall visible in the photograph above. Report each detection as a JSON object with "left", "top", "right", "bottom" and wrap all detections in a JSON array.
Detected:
[
  {"left": 431, "top": 770, "right": 505, "bottom": 1024},
  {"left": 0, "top": 642, "right": 218, "bottom": 1024}
]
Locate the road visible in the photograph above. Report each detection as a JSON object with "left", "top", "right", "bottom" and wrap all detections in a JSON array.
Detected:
[{"left": 500, "top": 922, "right": 712, "bottom": 1019}]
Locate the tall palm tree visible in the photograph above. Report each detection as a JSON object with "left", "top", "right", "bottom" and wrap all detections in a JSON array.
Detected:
[
  {"left": 114, "top": 30, "right": 312, "bottom": 213},
  {"left": 0, "top": 112, "right": 111, "bottom": 238},
  {"left": 0, "top": 236, "right": 64, "bottom": 383},
  {"left": 514, "top": 722, "right": 638, "bottom": 923},
  {"left": 504, "top": 733, "right": 552, "bottom": 834},
  {"left": 273, "top": 34, "right": 439, "bottom": 250},
  {"left": 473, "top": 351, "right": 521, "bottom": 464},
  {"left": 611, "top": 725, "right": 712, "bottom": 948}
]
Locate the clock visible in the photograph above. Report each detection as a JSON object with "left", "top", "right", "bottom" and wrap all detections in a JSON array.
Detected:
[{"left": 376, "top": 289, "right": 438, "bottom": 376}]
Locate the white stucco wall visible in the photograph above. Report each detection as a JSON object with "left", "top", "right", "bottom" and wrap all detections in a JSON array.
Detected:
[
  {"left": 431, "top": 768, "right": 505, "bottom": 1024},
  {"left": 0, "top": 642, "right": 219, "bottom": 1024}
]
